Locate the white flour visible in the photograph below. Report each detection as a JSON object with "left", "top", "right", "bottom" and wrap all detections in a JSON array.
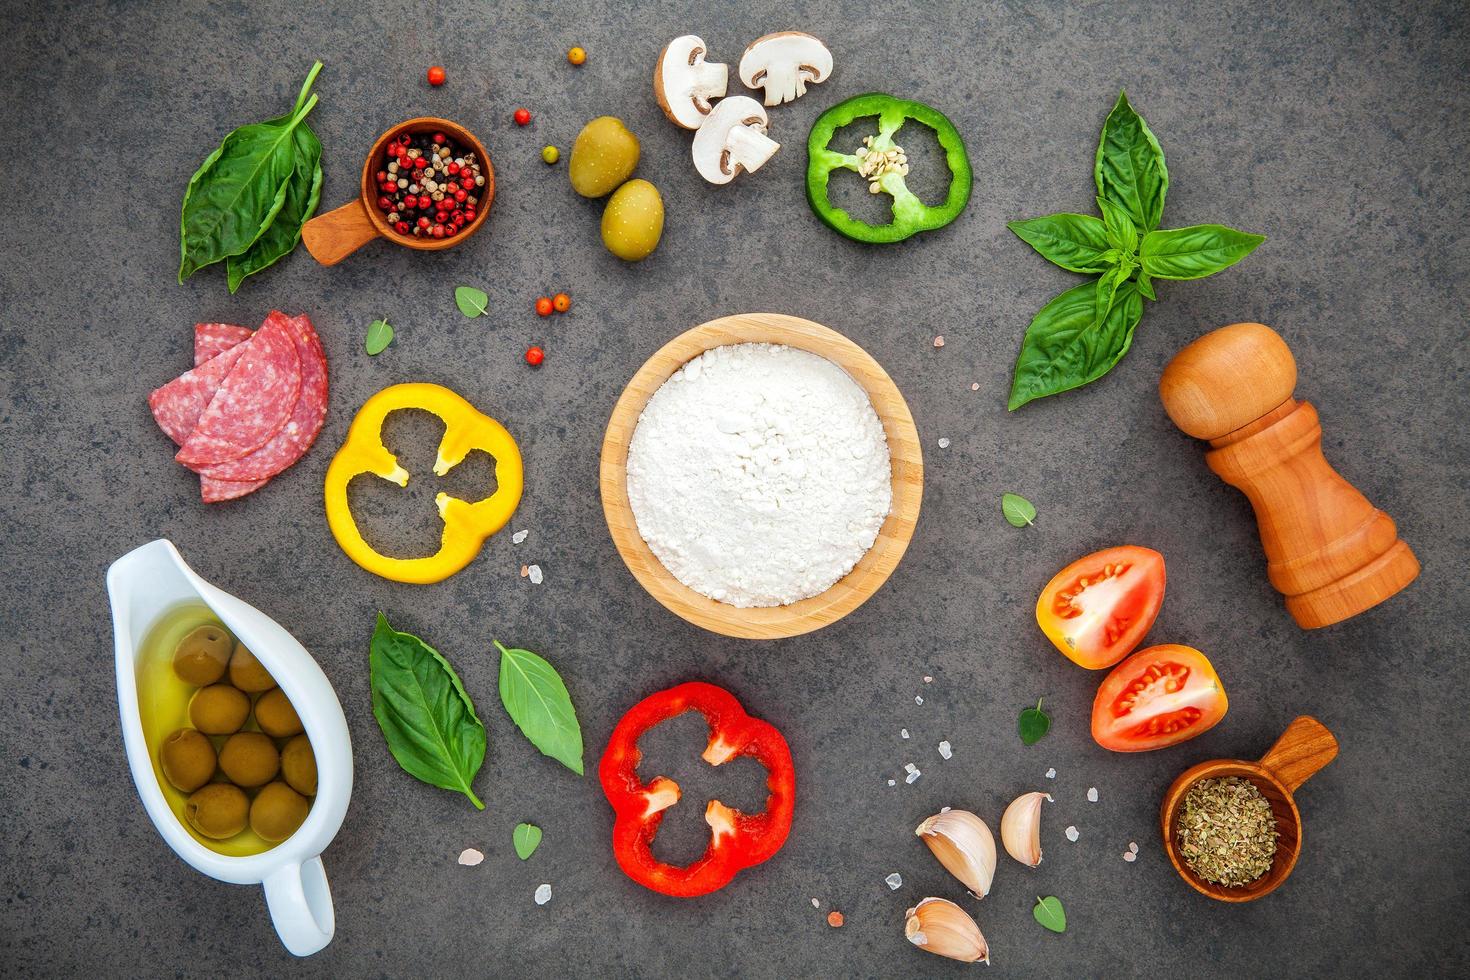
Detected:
[{"left": 625, "top": 343, "right": 892, "bottom": 607}]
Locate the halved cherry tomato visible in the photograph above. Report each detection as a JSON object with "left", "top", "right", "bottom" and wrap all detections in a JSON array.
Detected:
[
  {"left": 1036, "top": 545, "right": 1165, "bottom": 669},
  {"left": 1091, "top": 644, "right": 1227, "bottom": 752}
]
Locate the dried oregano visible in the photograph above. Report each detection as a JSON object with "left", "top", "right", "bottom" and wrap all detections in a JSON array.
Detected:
[{"left": 1175, "top": 775, "right": 1280, "bottom": 886}]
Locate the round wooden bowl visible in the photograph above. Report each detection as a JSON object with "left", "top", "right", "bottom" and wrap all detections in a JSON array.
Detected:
[
  {"left": 302, "top": 116, "right": 494, "bottom": 266},
  {"left": 600, "top": 313, "right": 923, "bottom": 640},
  {"left": 1160, "top": 716, "right": 1338, "bottom": 902}
]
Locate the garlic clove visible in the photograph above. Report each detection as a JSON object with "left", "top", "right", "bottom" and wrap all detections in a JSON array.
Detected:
[
  {"left": 905, "top": 897, "right": 990, "bottom": 964},
  {"left": 915, "top": 809, "right": 997, "bottom": 898},
  {"left": 1000, "top": 791, "right": 1052, "bottom": 868}
]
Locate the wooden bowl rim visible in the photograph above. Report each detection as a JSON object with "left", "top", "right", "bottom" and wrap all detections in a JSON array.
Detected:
[
  {"left": 358, "top": 116, "right": 495, "bottom": 251},
  {"left": 599, "top": 313, "right": 924, "bottom": 640},
  {"left": 1159, "top": 758, "right": 1303, "bottom": 903}
]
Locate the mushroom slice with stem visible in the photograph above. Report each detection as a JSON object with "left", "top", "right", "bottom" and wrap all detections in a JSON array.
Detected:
[
  {"left": 691, "top": 96, "right": 780, "bottom": 185},
  {"left": 654, "top": 35, "right": 729, "bottom": 130},
  {"left": 738, "top": 32, "right": 833, "bottom": 107}
]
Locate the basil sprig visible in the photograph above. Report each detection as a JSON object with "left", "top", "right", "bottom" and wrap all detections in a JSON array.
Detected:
[
  {"left": 496, "top": 641, "right": 584, "bottom": 775},
  {"left": 1006, "top": 91, "right": 1265, "bottom": 410}
]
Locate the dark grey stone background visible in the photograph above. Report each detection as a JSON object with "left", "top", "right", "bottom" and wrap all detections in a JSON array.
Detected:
[{"left": 2, "top": 0, "right": 1466, "bottom": 976}]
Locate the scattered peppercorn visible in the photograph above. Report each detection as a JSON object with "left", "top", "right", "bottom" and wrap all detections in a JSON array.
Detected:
[
  {"left": 826, "top": 911, "right": 844, "bottom": 928},
  {"left": 567, "top": 46, "right": 587, "bottom": 66},
  {"left": 514, "top": 108, "right": 531, "bottom": 126},
  {"left": 541, "top": 145, "right": 560, "bottom": 165},
  {"left": 552, "top": 292, "right": 571, "bottom": 313},
  {"left": 379, "top": 131, "right": 484, "bottom": 239},
  {"left": 427, "top": 66, "right": 446, "bottom": 87},
  {"left": 525, "top": 346, "right": 545, "bottom": 366},
  {"left": 534, "top": 297, "right": 554, "bottom": 317}
]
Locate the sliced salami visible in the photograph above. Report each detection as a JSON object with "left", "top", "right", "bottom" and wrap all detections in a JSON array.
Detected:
[
  {"left": 147, "top": 342, "right": 250, "bottom": 446},
  {"left": 194, "top": 312, "right": 329, "bottom": 481},
  {"left": 200, "top": 475, "right": 270, "bottom": 503},
  {"left": 194, "top": 322, "right": 253, "bottom": 367},
  {"left": 176, "top": 316, "right": 301, "bottom": 467}
]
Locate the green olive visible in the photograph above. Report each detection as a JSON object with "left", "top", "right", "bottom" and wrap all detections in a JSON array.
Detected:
[
  {"left": 601, "top": 179, "right": 664, "bottom": 261},
  {"left": 569, "top": 116, "right": 640, "bottom": 197},
  {"left": 184, "top": 783, "right": 249, "bottom": 839},
  {"left": 189, "top": 684, "right": 250, "bottom": 735},
  {"left": 218, "top": 731, "right": 280, "bottom": 787},
  {"left": 253, "top": 688, "right": 303, "bottom": 738},
  {"left": 228, "top": 643, "right": 277, "bottom": 693},
  {"left": 280, "top": 734, "right": 317, "bottom": 796},
  {"left": 159, "top": 728, "right": 216, "bottom": 792},
  {"left": 250, "top": 781, "right": 310, "bottom": 842},
  {"left": 173, "top": 625, "right": 232, "bottom": 686}
]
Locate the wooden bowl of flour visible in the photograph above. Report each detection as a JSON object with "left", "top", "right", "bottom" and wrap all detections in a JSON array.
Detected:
[{"left": 600, "top": 312, "right": 923, "bottom": 640}]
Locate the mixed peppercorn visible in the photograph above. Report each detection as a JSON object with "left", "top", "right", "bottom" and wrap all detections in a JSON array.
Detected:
[{"left": 376, "top": 132, "right": 484, "bottom": 239}]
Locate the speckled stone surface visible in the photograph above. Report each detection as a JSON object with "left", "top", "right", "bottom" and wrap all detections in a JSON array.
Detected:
[{"left": 2, "top": 1, "right": 1467, "bottom": 976}]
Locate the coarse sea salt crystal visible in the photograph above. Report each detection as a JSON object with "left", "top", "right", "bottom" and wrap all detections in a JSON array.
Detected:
[
  {"left": 812, "top": 898, "right": 820, "bottom": 908},
  {"left": 534, "top": 883, "right": 552, "bottom": 905},
  {"left": 512, "top": 529, "right": 528, "bottom": 544},
  {"left": 887, "top": 779, "right": 896, "bottom": 787},
  {"left": 923, "top": 675, "right": 933, "bottom": 683},
  {"left": 528, "top": 564, "right": 544, "bottom": 585},
  {"left": 885, "top": 872, "right": 903, "bottom": 890},
  {"left": 904, "top": 762, "right": 917, "bottom": 773},
  {"left": 457, "top": 848, "right": 484, "bottom": 866},
  {"left": 970, "top": 382, "right": 980, "bottom": 391},
  {"left": 933, "top": 335, "right": 945, "bottom": 348},
  {"left": 1129, "top": 841, "right": 1139, "bottom": 854},
  {"left": 938, "top": 740, "right": 952, "bottom": 760},
  {"left": 1123, "top": 851, "right": 1137, "bottom": 863},
  {"left": 906, "top": 770, "right": 921, "bottom": 784},
  {"left": 1065, "top": 826, "right": 1079, "bottom": 842},
  {"left": 900, "top": 728, "right": 910, "bottom": 739},
  {"left": 1087, "top": 787, "right": 1099, "bottom": 803},
  {"left": 1045, "top": 768, "right": 1057, "bottom": 779},
  {"left": 937, "top": 438, "right": 950, "bottom": 449},
  {"left": 915, "top": 694, "right": 924, "bottom": 705}
]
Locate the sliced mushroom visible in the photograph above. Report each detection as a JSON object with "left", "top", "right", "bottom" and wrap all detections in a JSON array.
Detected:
[
  {"left": 654, "top": 35, "right": 729, "bottom": 130},
  {"left": 691, "top": 96, "right": 780, "bottom": 185},
  {"left": 738, "top": 32, "right": 833, "bottom": 107}
]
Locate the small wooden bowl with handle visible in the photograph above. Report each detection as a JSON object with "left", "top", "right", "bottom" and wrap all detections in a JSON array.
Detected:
[
  {"left": 302, "top": 116, "right": 494, "bottom": 266},
  {"left": 600, "top": 313, "right": 923, "bottom": 640},
  {"left": 1160, "top": 715, "right": 1339, "bottom": 902}
]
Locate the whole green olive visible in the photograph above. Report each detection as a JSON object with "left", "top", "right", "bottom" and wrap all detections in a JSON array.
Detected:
[
  {"left": 250, "top": 781, "right": 310, "bottom": 843},
  {"left": 173, "top": 624, "right": 232, "bottom": 686},
  {"left": 280, "top": 734, "right": 317, "bottom": 796},
  {"left": 569, "top": 116, "right": 640, "bottom": 198},
  {"left": 601, "top": 179, "right": 664, "bottom": 261},
  {"left": 228, "top": 643, "right": 277, "bottom": 693},
  {"left": 189, "top": 684, "right": 250, "bottom": 735},
  {"left": 184, "top": 783, "right": 249, "bottom": 839},
  {"left": 253, "top": 688, "right": 303, "bottom": 738},
  {"left": 218, "top": 731, "right": 280, "bottom": 787},
  {"left": 159, "top": 728, "right": 216, "bottom": 792}
]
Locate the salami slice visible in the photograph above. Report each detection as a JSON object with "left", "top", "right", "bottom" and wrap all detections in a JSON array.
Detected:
[
  {"left": 194, "top": 312, "right": 329, "bottom": 481},
  {"left": 176, "top": 316, "right": 301, "bottom": 467},
  {"left": 194, "top": 322, "right": 253, "bottom": 367},
  {"left": 147, "top": 342, "right": 250, "bottom": 445},
  {"left": 200, "top": 474, "right": 269, "bottom": 503}
]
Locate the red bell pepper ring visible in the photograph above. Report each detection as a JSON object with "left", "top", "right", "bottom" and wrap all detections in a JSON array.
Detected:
[{"left": 599, "top": 681, "right": 796, "bottom": 897}]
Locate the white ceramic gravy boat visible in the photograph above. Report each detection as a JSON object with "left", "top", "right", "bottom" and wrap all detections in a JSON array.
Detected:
[{"left": 107, "top": 539, "right": 352, "bottom": 956}]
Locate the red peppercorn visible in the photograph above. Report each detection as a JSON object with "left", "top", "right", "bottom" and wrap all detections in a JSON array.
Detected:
[
  {"left": 412, "top": 156, "right": 427, "bottom": 169},
  {"left": 514, "top": 108, "right": 531, "bottom": 126},
  {"left": 417, "top": 216, "right": 430, "bottom": 229},
  {"left": 395, "top": 220, "right": 410, "bottom": 234},
  {"left": 378, "top": 196, "right": 393, "bottom": 211},
  {"left": 427, "top": 65, "right": 446, "bottom": 86},
  {"left": 535, "top": 297, "right": 553, "bottom": 317},
  {"left": 552, "top": 292, "right": 571, "bottom": 313},
  {"left": 525, "top": 346, "right": 544, "bottom": 366},
  {"left": 398, "top": 154, "right": 411, "bottom": 169},
  {"left": 445, "top": 223, "right": 458, "bottom": 236},
  {"left": 418, "top": 195, "right": 433, "bottom": 209},
  {"left": 433, "top": 132, "right": 447, "bottom": 145},
  {"left": 446, "top": 162, "right": 461, "bottom": 175},
  {"left": 432, "top": 224, "right": 446, "bottom": 238},
  {"left": 453, "top": 188, "right": 467, "bottom": 203},
  {"left": 464, "top": 209, "right": 476, "bottom": 222},
  {"left": 376, "top": 170, "right": 387, "bottom": 181},
  {"left": 460, "top": 177, "right": 475, "bottom": 190}
]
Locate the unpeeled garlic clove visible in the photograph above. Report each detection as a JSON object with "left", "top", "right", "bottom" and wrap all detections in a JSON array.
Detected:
[
  {"left": 1000, "top": 791, "right": 1052, "bottom": 868},
  {"left": 915, "top": 809, "right": 996, "bottom": 898},
  {"left": 905, "top": 897, "right": 990, "bottom": 965}
]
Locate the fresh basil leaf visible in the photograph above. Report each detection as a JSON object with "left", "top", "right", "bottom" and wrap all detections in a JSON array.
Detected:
[
  {"left": 513, "top": 822, "right": 543, "bottom": 860},
  {"left": 1136, "top": 271, "right": 1157, "bottom": 301},
  {"left": 1006, "top": 213, "right": 1113, "bottom": 274},
  {"left": 496, "top": 641, "right": 584, "bottom": 775},
  {"left": 455, "top": 285, "right": 490, "bottom": 317},
  {"left": 1033, "top": 895, "right": 1067, "bottom": 933},
  {"left": 1140, "top": 224, "right": 1266, "bottom": 280},
  {"left": 370, "top": 613, "right": 487, "bottom": 810},
  {"left": 1094, "top": 91, "right": 1168, "bottom": 232},
  {"left": 227, "top": 122, "right": 323, "bottom": 293},
  {"left": 1019, "top": 699, "right": 1051, "bottom": 744},
  {"left": 1093, "top": 263, "right": 1132, "bottom": 329},
  {"left": 1002, "top": 492, "right": 1037, "bottom": 528},
  {"left": 1008, "top": 280, "right": 1145, "bottom": 410},
  {"left": 365, "top": 317, "right": 394, "bottom": 355},
  {"left": 1096, "top": 196, "right": 1139, "bottom": 255}
]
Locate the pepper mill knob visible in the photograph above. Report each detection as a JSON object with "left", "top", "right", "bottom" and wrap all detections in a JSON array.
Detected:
[{"left": 1160, "top": 322, "right": 1418, "bottom": 629}]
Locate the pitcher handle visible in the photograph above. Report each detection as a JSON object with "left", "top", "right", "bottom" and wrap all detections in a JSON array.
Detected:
[{"left": 263, "top": 857, "right": 335, "bottom": 956}]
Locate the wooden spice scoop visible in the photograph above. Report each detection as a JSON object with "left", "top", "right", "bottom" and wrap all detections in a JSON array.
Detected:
[
  {"left": 1159, "top": 322, "right": 1419, "bottom": 629},
  {"left": 1160, "top": 715, "right": 1339, "bottom": 902},
  {"left": 302, "top": 116, "right": 494, "bottom": 266}
]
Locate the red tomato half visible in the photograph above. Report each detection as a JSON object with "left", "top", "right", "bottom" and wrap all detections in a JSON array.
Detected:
[
  {"left": 1036, "top": 545, "right": 1166, "bottom": 669},
  {"left": 1091, "top": 645, "right": 1228, "bottom": 752}
]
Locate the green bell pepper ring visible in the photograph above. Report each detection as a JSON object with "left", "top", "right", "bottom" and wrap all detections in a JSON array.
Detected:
[{"left": 806, "top": 93, "right": 972, "bottom": 244}]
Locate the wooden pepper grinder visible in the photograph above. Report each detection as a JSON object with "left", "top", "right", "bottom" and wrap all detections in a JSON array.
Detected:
[{"left": 1159, "top": 322, "right": 1419, "bottom": 629}]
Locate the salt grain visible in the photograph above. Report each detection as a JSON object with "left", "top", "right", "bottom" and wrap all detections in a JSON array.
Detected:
[
  {"left": 938, "top": 740, "right": 952, "bottom": 760},
  {"left": 1065, "top": 825, "right": 1079, "bottom": 842},
  {"left": 1087, "top": 787, "right": 1099, "bottom": 803},
  {"left": 885, "top": 872, "right": 903, "bottom": 890},
  {"left": 1045, "top": 768, "right": 1057, "bottom": 779},
  {"left": 528, "top": 564, "right": 544, "bottom": 585},
  {"left": 1123, "top": 851, "right": 1137, "bottom": 862},
  {"left": 519, "top": 564, "right": 529, "bottom": 577},
  {"left": 457, "top": 848, "right": 484, "bottom": 866},
  {"left": 512, "top": 529, "right": 529, "bottom": 544},
  {"left": 915, "top": 695, "right": 924, "bottom": 705},
  {"left": 937, "top": 438, "right": 950, "bottom": 449},
  {"left": 904, "top": 762, "right": 917, "bottom": 773},
  {"left": 887, "top": 779, "right": 896, "bottom": 786},
  {"left": 1129, "top": 841, "right": 1139, "bottom": 854},
  {"left": 812, "top": 898, "right": 821, "bottom": 908},
  {"left": 970, "top": 382, "right": 979, "bottom": 391},
  {"left": 534, "top": 883, "right": 552, "bottom": 905},
  {"left": 933, "top": 335, "right": 945, "bottom": 348},
  {"left": 900, "top": 728, "right": 909, "bottom": 739},
  {"left": 923, "top": 675, "right": 933, "bottom": 683},
  {"left": 906, "top": 770, "right": 921, "bottom": 784}
]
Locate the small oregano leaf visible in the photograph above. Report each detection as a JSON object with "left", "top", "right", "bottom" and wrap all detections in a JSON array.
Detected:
[
  {"left": 364, "top": 317, "right": 394, "bottom": 355},
  {"left": 1019, "top": 698, "right": 1051, "bottom": 745},
  {"left": 1002, "top": 493, "right": 1037, "bottom": 528},
  {"left": 455, "top": 285, "right": 489, "bottom": 317},
  {"left": 513, "top": 822, "right": 543, "bottom": 860},
  {"left": 1034, "top": 895, "right": 1067, "bottom": 933}
]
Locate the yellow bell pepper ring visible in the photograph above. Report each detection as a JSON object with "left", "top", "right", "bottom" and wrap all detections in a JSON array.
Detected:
[{"left": 324, "top": 383, "right": 523, "bottom": 584}]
